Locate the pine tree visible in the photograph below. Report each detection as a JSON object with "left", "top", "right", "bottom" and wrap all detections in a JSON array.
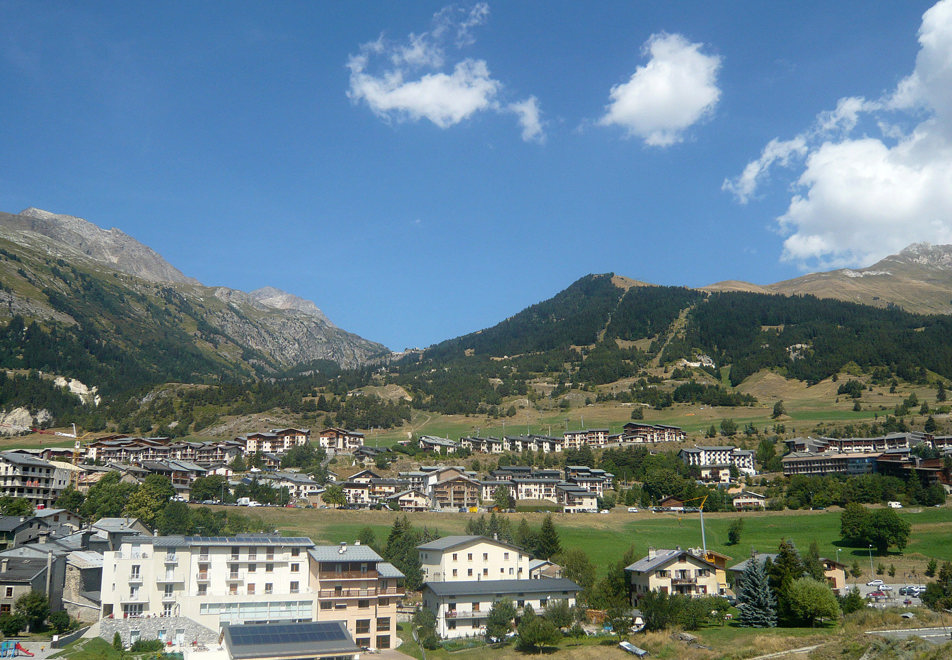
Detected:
[
  {"left": 536, "top": 514, "right": 562, "bottom": 560},
  {"left": 738, "top": 558, "right": 777, "bottom": 628}
]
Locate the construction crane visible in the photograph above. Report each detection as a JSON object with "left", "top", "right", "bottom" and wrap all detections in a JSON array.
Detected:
[
  {"left": 680, "top": 495, "right": 710, "bottom": 555},
  {"left": 29, "top": 423, "right": 94, "bottom": 486}
]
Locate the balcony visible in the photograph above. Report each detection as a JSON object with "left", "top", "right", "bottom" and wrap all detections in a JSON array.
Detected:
[
  {"left": 161, "top": 594, "right": 177, "bottom": 603},
  {"left": 226, "top": 572, "right": 245, "bottom": 583},
  {"left": 128, "top": 574, "right": 143, "bottom": 583},
  {"left": 120, "top": 594, "right": 148, "bottom": 604},
  {"left": 445, "top": 609, "right": 485, "bottom": 619},
  {"left": 318, "top": 588, "right": 377, "bottom": 598},
  {"left": 156, "top": 574, "right": 184, "bottom": 584},
  {"left": 671, "top": 577, "right": 697, "bottom": 586},
  {"left": 164, "top": 555, "right": 178, "bottom": 565},
  {"left": 196, "top": 573, "right": 211, "bottom": 582},
  {"left": 317, "top": 570, "right": 378, "bottom": 580}
]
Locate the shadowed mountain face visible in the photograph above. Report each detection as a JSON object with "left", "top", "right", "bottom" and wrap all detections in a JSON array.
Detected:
[
  {"left": 704, "top": 243, "right": 952, "bottom": 315},
  {"left": 0, "top": 208, "right": 389, "bottom": 376}
]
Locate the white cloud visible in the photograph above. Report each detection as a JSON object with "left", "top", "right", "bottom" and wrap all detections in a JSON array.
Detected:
[
  {"left": 599, "top": 32, "right": 722, "bottom": 146},
  {"left": 726, "top": 0, "right": 952, "bottom": 270},
  {"left": 509, "top": 96, "right": 545, "bottom": 143},
  {"left": 347, "top": 3, "right": 544, "bottom": 142}
]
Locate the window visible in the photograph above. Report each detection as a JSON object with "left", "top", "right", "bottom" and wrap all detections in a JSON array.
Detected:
[
  {"left": 376, "top": 617, "right": 390, "bottom": 631},
  {"left": 130, "top": 565, "right": 140, "bottom": 579},
  {"left": 508, "top": 568, "right": 513, "bottom": 575},
  {"left": 356, "top": 638, "right": 370, "bottom": 648},
  {"left": 517, "top": 600, "right": 525, "bottom": 608},
  {"left": 376, "top": 635, "right": 390, "bottom": 649},
  {"left": 291, "top": 563, "right": 300, "bottom": 573},
  {"left": 467, "top": 569, "right": 473, "bottom": 577},
  {"left": 482, "top": 569, "right": 488, "bottom": 577},
  {"left": 4, "top": 587, "right": 12, "bottom": 598},
  {"left": 163, "top": 603, "right": 174, "bottom": 617},
  {"left": 290, "top": 581, "right": 299, "bottom": 593},
  {"left": 266, "top": 564, "right": 274, "bottom": 573},
  {"left": 267, "top": 549, "right": 275, "bottom": 560},
  {"left": 358, "top": 599, "right": 369, "bottom": 609},
  {"left": 164, "top": 585, "right": 173, "bottom": 598},
  {"left": 229, "top": 584, "right": 238, "bottom": 595},
  {"left": 452, "top": 569, "right": 457, "bottom": 577},
  {"left": 467, "top": 553, "right": 472, "bottom": 561},
  {"left": 265, "top": 583, "right": 273, "bottom": 594},
  {"left": 483, "top": 553, "right": 488, "bottom": 561},
  {"left": 231, "top": 547, "right": 240, "bottom": 560},
  {"left": 447, "top": 621, "right": 456, "bottom": 630},
  {"left": 320, "top": 602, "right": 332, "bottom": 610},
  {"left": 356, "top": 620, "right": 371, "bottom": 634},
  {"left": 248, "top": 549, "right": 257, "bottom": 560},
  {"left": 197, "top": 584, "right": 207, "bottom": 596},
  {"left": 247, "top": 584, "right": 255, "bottom": 595},
  {"left": 504, "top": 552, "right": 509, "bottom": 560},
  {"left": 452, "top": 553, "right": 457, "bottom": 561},
  {"left": 291, "top": 548, "right": 300, "bottom": 557},
  {"left": 248, "top": 564, "right": 256, "bottom": 573},
  {"left": 379, "top": 598, "right": 389, "bottom": 606},
  {"left": 0, "top": 605, "right": 10, "bottom": 614}
]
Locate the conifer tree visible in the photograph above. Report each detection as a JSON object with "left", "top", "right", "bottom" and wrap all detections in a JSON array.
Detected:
[
  {"left": 737, "top": 558, "right": 777, "bottom": 628},
  {"left": 537, "top": 514, "right": 561, "bottom": 559}
]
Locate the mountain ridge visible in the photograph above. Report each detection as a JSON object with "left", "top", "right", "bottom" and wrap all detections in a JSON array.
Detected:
[
  {"left": 702, "top": 242, "right": 952, "bottom": 315},
  {"left": 0, "top": 208, "right": 387, "bottom": 372}
]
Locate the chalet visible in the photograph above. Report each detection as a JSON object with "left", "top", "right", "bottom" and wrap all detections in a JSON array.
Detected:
[
  {"left": 732, "top": 491, "right": 767, "bottom": 510},
  {"left": 556, "top": 484, "right": 597, "bottom": 513},
  {"left": 386, "top": 489, "right": 432, "bottom": 512},
  {"left": 657, "top": 496, "right": 685, "bottom": 512},
  {"left": 418, "top": 435, "right": 459, "bottom": 454},
  {"left": 625, "top": 548, "right": 719, "bottom": 601},
  {"left": 319, "top": 428, "right": 365, "bottom": 452},
  {"left": 430, "top": 474, "right": 480, "bottom": 510}
]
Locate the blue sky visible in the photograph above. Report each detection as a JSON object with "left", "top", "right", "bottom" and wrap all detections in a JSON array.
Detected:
[{"left": 3, "top": 1, "right": 951, "bottom": 351}]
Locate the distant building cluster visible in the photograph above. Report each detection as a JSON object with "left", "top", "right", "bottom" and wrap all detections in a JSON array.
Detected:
[
  {"left": 781, "top": 432, "right": 952, "bottom": 488},
  {"left": 418, "top": 422, "right": 686, "bottom": 456}
]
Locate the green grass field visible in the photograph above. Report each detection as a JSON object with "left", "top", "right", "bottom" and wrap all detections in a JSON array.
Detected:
[{"left": 239, "top": 505, "right": 952, "bottom": 579}]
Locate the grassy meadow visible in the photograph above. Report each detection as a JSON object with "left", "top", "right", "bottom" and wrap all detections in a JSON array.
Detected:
[{"left": 237, "top": 505, "right": 952, "bottom": 579}]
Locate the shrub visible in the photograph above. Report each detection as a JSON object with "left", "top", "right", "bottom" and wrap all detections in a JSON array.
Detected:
[{"left": 130, "top": 640, "right": 165, "bottom": 652}]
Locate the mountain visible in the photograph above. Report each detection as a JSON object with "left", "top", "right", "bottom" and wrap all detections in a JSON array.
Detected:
[
  {"left": 0, "top": 208, "right": 388, "bottom": 386},
  {"left": 704, "top": 243, "right": 952, "bottom": 315}
]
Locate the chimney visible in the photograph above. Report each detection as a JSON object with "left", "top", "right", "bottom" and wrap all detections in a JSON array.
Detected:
[
  {"left": 1, "top": 559, "right": 7, "bottom": 572},
  {"left": 647, "top": 547, "right": 656, "bottom": 559},
  {"left": 354, "top": 540, "right": 361, "bottom": 546},
  {"left": 493, "top": 533, "right": 498, "bottom": 541},
  {"left": 338, "top": 542, "right": 347, "bottom": 555}
]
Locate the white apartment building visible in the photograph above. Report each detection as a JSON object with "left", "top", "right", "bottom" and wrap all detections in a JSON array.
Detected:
[
  {"left": 319, "top": 429, "right": 365, "bottom": 452},
  {"left": 417, "top": 536, "right": 529, "bottom": 583},
  {"left": 0, "top": 451, "right": 70, "bottom": 509},
  {"left": 100, "top": 536, "right": 402, "bottom": 650},
  {"left": 678, "top": 446, "right": 756, "bottom": 481},
  {"left": 422, "top": 578, "right": 580, "bottom": 639}
]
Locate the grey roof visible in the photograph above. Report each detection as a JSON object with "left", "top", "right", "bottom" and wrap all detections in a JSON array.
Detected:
[
  {"left": 729, "top": 553, "right": 778, "bottom": 574},
  {"left": 0, "top": 557, "right": 47, "bottom": 582},
  {"left": 417, "top": 536, "right": 518, "bottom": 550},
  {"left": 92, "top": 517, "right": 148, "bottom": 533},
  {"left": 0, "top": 516, "right": 31, "bottom": 533},
  {"left": 424, "top": 578, "right": 580, "bottom": 597},
  {"left": 0, "top": 451, "right": 52, "bottom": 468},
  {"left": 222, "top": 620, "right": 359, "bottom": 659},
  {"left": 625, "top": 549, "right": 715, "bottom": 573},
  {"left": 376, "top": 562, "right": 405, "bottom": 579},
  {"left": 307, "top": 544, "right": 383, "bottom": 562},
  {"left": 68, "top": 550, "right": 104, "bottom": 569},
  {"left": 148, "top": 535, "right": 314, "bottom": 548}
]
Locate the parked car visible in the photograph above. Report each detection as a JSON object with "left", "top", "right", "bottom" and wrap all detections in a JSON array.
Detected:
[
  {"left": 867, "top": 590, "right": 887, "bottom": 599},
  {"left": 627, "top": 507, "right": 640, "bottom": 513},
  {"left": 867, "top": 579, "right": 885, "bottom": 587},
  {"left": 880, "top": 585, "right": 893, "bottom": 591}
]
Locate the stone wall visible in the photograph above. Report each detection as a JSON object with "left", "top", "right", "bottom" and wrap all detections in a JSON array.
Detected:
[{"left": 99, "top": 616, "right": 217, "bottom": 648}]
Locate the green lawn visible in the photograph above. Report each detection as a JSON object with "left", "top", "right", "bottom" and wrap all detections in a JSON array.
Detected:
[{"left": 247, "top": 506, "right": 952, "bottom": 578}]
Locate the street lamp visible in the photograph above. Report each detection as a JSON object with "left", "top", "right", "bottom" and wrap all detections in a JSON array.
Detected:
[{"left": 868, "top": 544, "right": 874, "bottom": 578}]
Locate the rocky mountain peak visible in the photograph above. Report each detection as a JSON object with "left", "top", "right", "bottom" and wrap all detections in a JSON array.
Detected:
[
  {"left": 893, "top": 242, "right": 952, "bottom": 270},
  {"left": 5, "top": 207, "right": 199, "bottom": 285},
  {"left": 249, "top": 287, "right": 332, "bottom": 324}
]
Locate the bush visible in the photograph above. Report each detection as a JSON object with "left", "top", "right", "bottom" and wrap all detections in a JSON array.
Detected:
[
  {"left": 48, "top": 610, "right": 71, "bottom": 633},
  {"left": 0, "top": 613, "right": 26, "bottom": 637},
  {"left": 130, "top": 640, "right": 165, "bottom": 652},
  {"left": 113, "top": 632, "right": 123, "bottom": 651}
]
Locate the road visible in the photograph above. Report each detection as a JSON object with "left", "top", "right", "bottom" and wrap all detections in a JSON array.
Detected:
[
  {"left": 866, "top": 627, "right": 952, "bottom": 646},
  {"left": 848, "top": 580, "right": 925, "bottom": 608}
]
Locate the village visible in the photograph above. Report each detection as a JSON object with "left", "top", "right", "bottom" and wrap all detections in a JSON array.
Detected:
[{"left": 0, "top": 420, "right": 947, "bottom": 660}]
